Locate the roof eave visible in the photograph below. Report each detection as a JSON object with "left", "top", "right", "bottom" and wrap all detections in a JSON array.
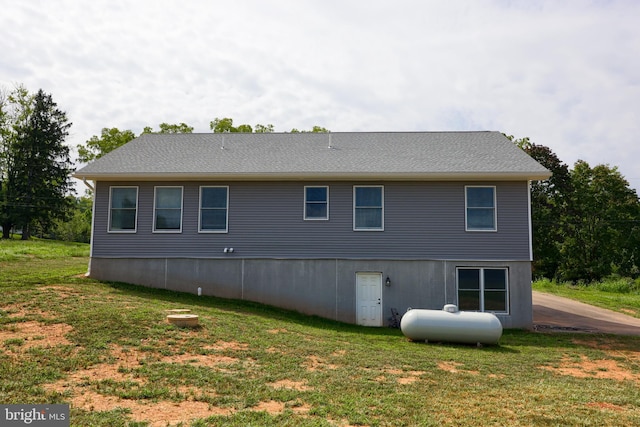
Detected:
[{"left": 73, "top": 171, "right": 552, "bottom": 182}]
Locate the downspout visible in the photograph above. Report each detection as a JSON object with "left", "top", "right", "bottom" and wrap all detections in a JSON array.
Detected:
[
  {"left": 81, "top": 177, "right": 96, "bottom": 276},
  {"left": 82, "top": 177, "right": 95, "bottom": 192},
  {"left": 527, "top": 181, "right": 533, "bottom": 262}
]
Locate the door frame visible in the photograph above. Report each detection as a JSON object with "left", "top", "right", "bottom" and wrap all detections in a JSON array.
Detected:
[{"left": 356, "top": 272, "right": 383, "bottom": 326}]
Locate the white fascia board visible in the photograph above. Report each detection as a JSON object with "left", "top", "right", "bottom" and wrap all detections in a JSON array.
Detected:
[{"left": 72, "top": 171, "right": 552, "bottom": 182}]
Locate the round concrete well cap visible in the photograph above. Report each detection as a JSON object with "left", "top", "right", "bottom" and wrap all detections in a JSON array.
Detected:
[{"left": 167, "top": 314, "right": 199, "bottom": 328}]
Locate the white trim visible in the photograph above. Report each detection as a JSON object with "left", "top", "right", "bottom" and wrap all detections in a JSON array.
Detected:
[
  {"left": 527, "top": 181, "right": 533, "bottom": 261},
  {"left": 107, "top": 186, "right": 138, "bottom": 233},
  {"left": 464, "top": 185, "right": 497, "bottom": 232},
  {"left": 456, "top": 267, "right": 509, "bottom": 314},
  {"left": 88, "top": 180, "right": 97, "bottom": 275},
  {"left": 153, "top": 186, "right": 184, "bottom": 233},
  {"left": 74, "top": 171, "right": 552, "bottom": 182},
  {"left": 353, "top": 185, "right": 384, "bottom": 231},
  {"left": 303, "top": 185, "right": 329, "bottom": 220},
  {"left": 198, "top": 185, "right": 229, "bottom": 233}
]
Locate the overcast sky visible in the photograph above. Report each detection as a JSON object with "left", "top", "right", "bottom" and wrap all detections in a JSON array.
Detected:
[{"left": 2, "top": 0, "right": 639, "bottom": 189}]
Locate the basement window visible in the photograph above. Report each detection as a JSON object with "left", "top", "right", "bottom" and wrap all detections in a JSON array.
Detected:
[{"left": 457, "top": 267, "right": 508, "bottom": 313}]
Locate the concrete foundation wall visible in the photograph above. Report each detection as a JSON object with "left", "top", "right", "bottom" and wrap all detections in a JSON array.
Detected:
[{"left": 89, "top": 257, "right": 533, "bottom": 328}]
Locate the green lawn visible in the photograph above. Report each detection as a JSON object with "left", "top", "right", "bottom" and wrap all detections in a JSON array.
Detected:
[
  {"left": 1, "top": 239, "right": 640, "bottom": 426},
  {"left": 533, "top": 278, "right": 640, "bottom": 318}
]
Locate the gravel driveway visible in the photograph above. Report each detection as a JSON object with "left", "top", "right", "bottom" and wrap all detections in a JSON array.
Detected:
[{"left": 532, "top": 291, "right": 640, "bottom": 335}]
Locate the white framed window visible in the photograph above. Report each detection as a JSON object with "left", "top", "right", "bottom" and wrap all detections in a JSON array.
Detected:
[
  {"left": 153, "top": 186, "right": 183, "bottom": 232},
  {"left": 108, "top": 186, "right": 138, "bottom": 233},
  {"left": 199, "top": 186, "right": 228, "bottom": 233},
  {"left": 353, "top": 185, "right": 384, "bottom": 231},
  {"left": 465, "top": 186, "right": 497, "bottom": 231},
  {"left": 457, "top": 267, "right": 509, "bottom": 314},
  {"left": 304, "top": 186, "right": 329, "bottom": 220}
]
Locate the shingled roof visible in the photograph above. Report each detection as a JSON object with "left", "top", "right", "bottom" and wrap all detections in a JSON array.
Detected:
[{"left": 73, "top": 131, "right": 550, "bottom": 181}]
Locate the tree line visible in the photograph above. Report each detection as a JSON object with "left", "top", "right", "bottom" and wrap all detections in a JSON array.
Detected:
[
  {"left": 508, "top": 136, "right": 640, "bottom": 282},
  {"left": 78, "top": 118, "right": 329, "bottom": 163}
]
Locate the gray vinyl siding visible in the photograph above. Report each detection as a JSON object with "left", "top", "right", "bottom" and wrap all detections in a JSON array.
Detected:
[{"left": 92, "top": 180, "right": 531, "bottom": 260}]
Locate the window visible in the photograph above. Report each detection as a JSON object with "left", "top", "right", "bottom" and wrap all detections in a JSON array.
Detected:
[
  {"left": 154, "top": 186, "right": 183, "bottom": 232},
  {"left": 354, "top": 186, "right": 383, "bottom": 230},
  {"left": 199, "top": 186, "right": 228, "bottom": 232},
  {"left": 465, "top": 186, "right": 496, "bottom": 231},
  {"left": 109, "top": 187, "right": 138, "bottom": 232},
  {"left": 457, "top": 267, "right": 508, "bottom": 313},
  {"left": 304, "top": 186, "right": 328, "bottom": 220}
]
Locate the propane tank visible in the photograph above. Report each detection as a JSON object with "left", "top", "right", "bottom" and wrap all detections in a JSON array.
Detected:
[{"left": 400, "top": 305, "right": 502, "bottom": 345}]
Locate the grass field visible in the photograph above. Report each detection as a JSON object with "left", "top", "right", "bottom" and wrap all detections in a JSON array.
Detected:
[
  {"left": 533, "top": 278, "right": 640, "bottom": 319},
  {"left": 1, "top": 239, "right": 640, "bottom": 426}
]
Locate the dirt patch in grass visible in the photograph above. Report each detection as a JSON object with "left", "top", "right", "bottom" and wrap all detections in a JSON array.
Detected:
[
  {"left": 397, "top": 370, "right": 425, "bottom": 384},
  {"left": 0, "top": 321, "right": 73, "bottom": 350},
  {"left": 572, "top": 338, "right": 640, "bottom": 362},
  {"left": 2, "top": 304, "right": 55, "bottom": 319},
  {"left": 203, "top": 340, "right": 250, "bottom": 351},
  {"left": 586, "top": 402, "right": 627, "bottom": 411},
  {"left": 160, "top": 352, "right": 241, "bottom": 367},
  {"left": 437, "top": 361, "right": 480, "bottom": 375},
  {"left": 268, "top": 379, "right": 313, "bottom": 391},
  {"left": 371, "top": 367, "right": 426, "bottom": 384},
  {"left": 42, "top": 338, "right": 309, "bottom": 425},
  {"left": 71, "top": 389, "right": 234, "bottom": 426},
  {"left": 40, "top": 285, "right": 83, "bottom": 298},
  {"left": 541, "top": 355, "right": 639, "bottom": 381},
  {"left": 252, "top": 400, "right": 311, "bottom": 415},
  {"left": 304, "top": 355, "right": 339, "bottom": 372}
]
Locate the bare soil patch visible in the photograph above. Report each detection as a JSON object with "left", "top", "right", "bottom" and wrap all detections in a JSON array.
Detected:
[
  {"left": 541, "top": 355, "right": 639, "bottom": 382},
  {"left": 586, "top": 402, "right": 626, "bottom": 411},
  {"left": 268, "top": 379, "right": 313, "bottom": 391},
  {"left": 203, "top": 340, "right": 250, "bottom": 351},
  {"left": 38, "top": 333, "right": 307, "bottom": 425},
  {"left": 304, "top": 355, "right": 339, "bottom": 372},
  {"left": 437, "top": 361, "right": 480, "bottom": 375},
  {"left": 0, "top": 321, "right": 73, "bottom": 350},
  {"left": 70, "top": 389, "right": 234, "bottom": 426}
]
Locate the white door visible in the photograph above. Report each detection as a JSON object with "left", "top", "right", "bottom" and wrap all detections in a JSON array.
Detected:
[{"left": 356, "top": 272, "right": 383, "bottom": 326}]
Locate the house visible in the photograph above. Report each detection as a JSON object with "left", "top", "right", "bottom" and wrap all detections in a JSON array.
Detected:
[{"left": 73, "top": 131, "right": 550, "bottom": 328}]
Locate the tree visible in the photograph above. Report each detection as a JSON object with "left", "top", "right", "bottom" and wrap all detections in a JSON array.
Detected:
[
  {"left": 3, "top": 89, "right": 74, "bottom": 239},
  {"left": 49, "top": 194, "right": 92, "bottom": 243},
  {"left": 77, "top": 123, "right": 193, "bottom": 165},
  {"left": 209, "top": 117, "right": 277, "bottom": 133},
  {"left": 290, "top": 126, "right": 330, "bottom": 133},
  {"left": 1, "top": 85, "right": 34, "bottom": 238},
  {"left": 77, "top": 127, "right": 136, "bottom": 163},
  {"left": 0, "top": 88, "right": 9, "bottom": 235},
  {"left": 210, "top": 117, "right": 251, "bottom": 133},
  {"left": 522, "top": 143, "right": 572, "bottom": 279},
  {"left": 141, "top": 122, "right": 194, "bottom": 134},
  {"left": 254, "top": 123, "right": 274, "bottom": 133},
  {"left": 559, "top": 161, "right": 640, "bottom": 281},
  {"left": 511, "top": 132, "right": 640, "bottom": 282}
]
